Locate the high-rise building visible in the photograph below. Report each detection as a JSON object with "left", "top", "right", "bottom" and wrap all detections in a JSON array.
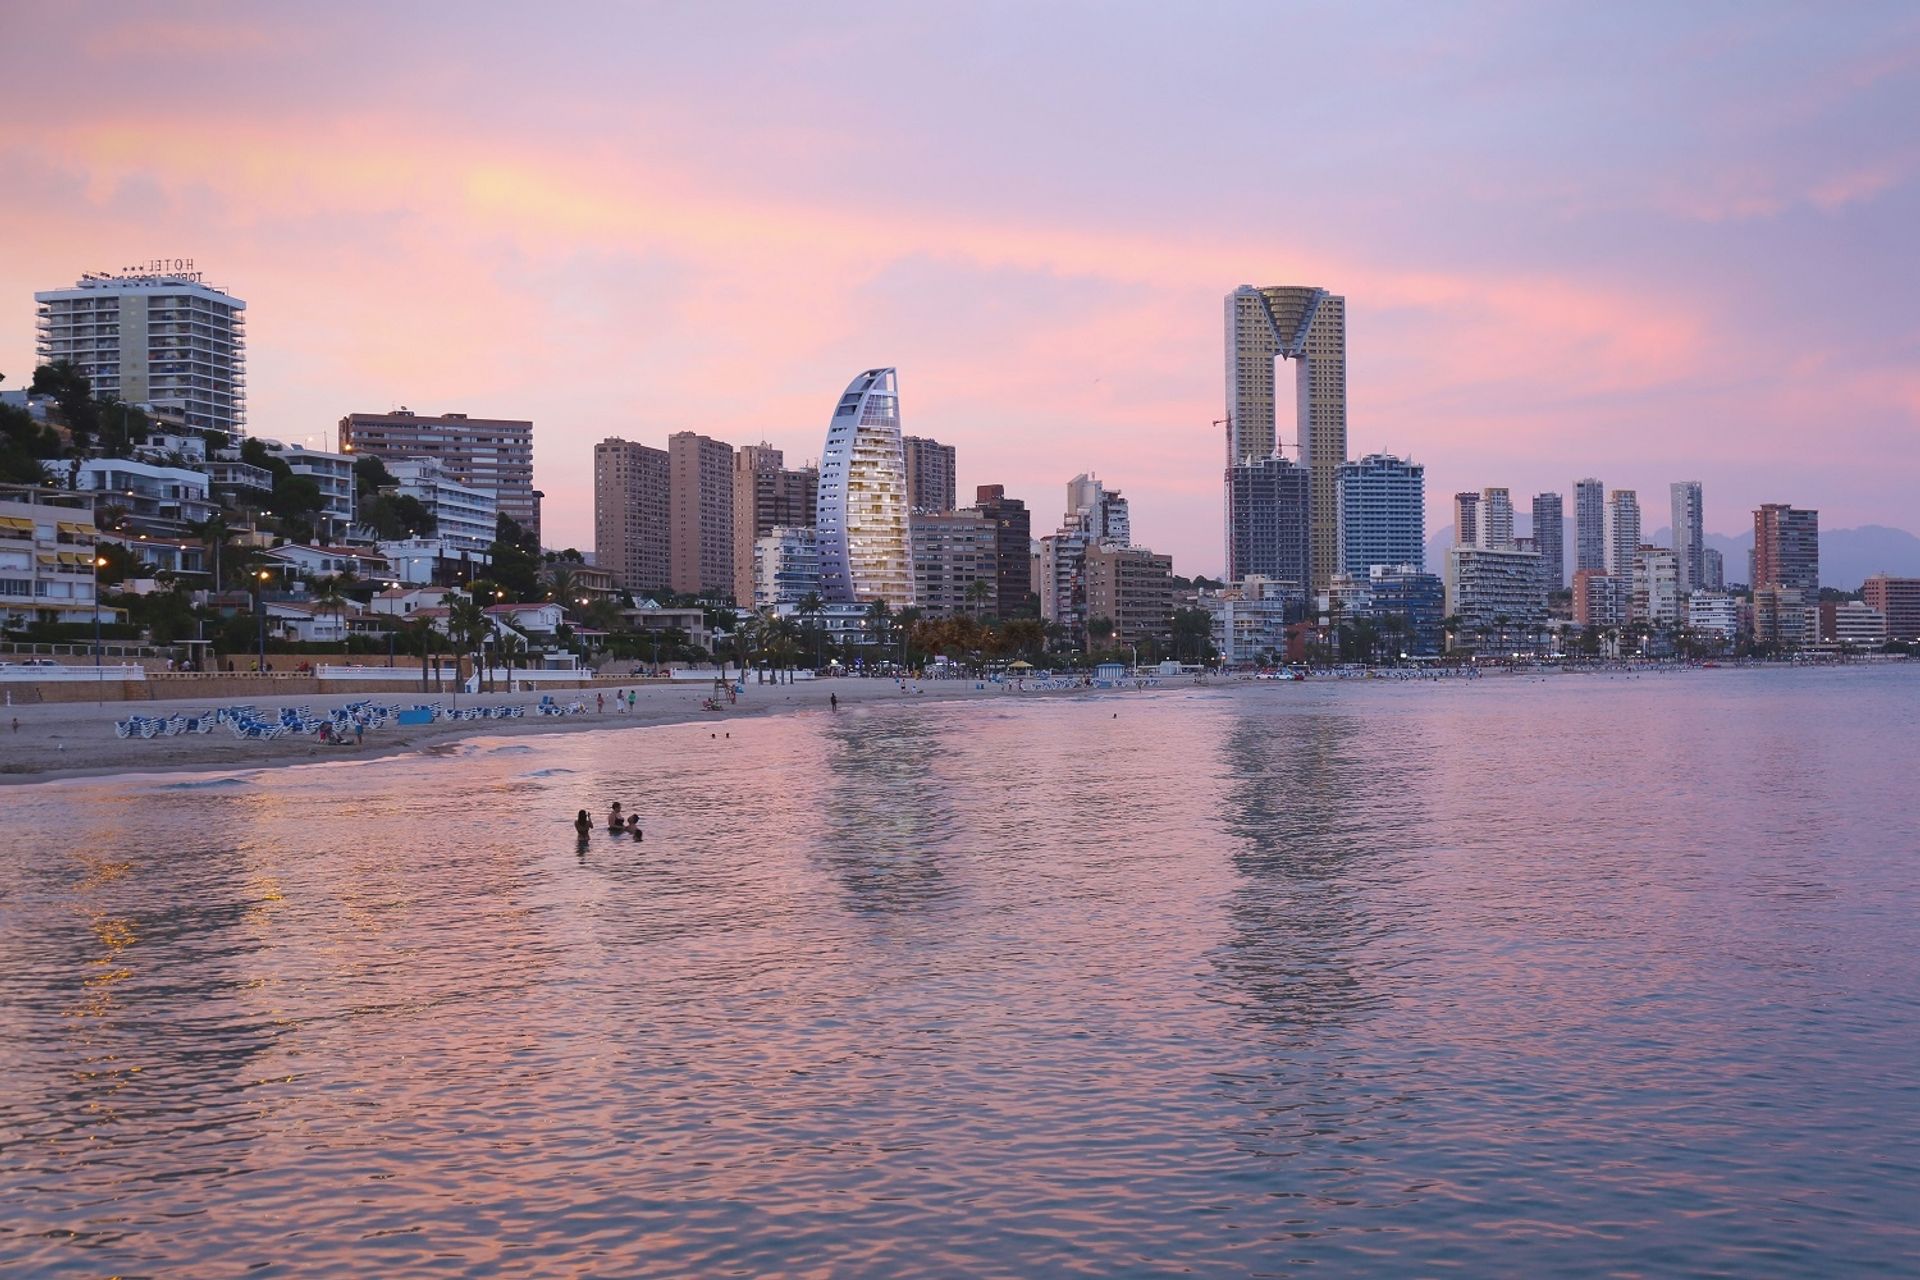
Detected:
[
  {"left": 1702, "top": 546, "right": 1725, "bottom": 592},
  {"left": 340, "top": 409, "right": 540, "bottom": 542},
  {"left": 1227, "top": 456, "right": 1310, "bottom": 589},
  {"left": 1453, "top": 491, "right": 1480, "bottom": 549},
  {"left": 1574, "top": 478, "right": 1606, "bottom": 574},
  {"left": 1339, "top": 453, "right": 1425, "bottom": 576},
  {"left": 1065, "top": 473, "right": 1129, "bottom": 544},
  {"left": 1531, "top": 492, "right": 1564, "bottom": 590},
  {"left": 36, "top": 264, "right": 246, "bottom": 434},
  {"left": 971, "top": 485, "right": 1031, "bottom": 618},
  {"left": 1670, "top": 481, "right": 1704, "bottom": 595},
  {"left": 1084, "top": 543, "right": 1174, "bottom": 645},
  {"left": 732, "top": 444, "right": 817, "bottom": 606},
  {"left": 909, "top": 511, "right": 995, "bottom": 617},
  {"left": 1478, "top": 487, "right": 1515, "bottom": 549},
  {"left": 1225, "top": 284, "right": 1346, "bottom": 591},
  {"left": 1753, "top": 504, "right": 1818, "bottom": 596},
  {"left": 1635, "top": 544, "right": 1681, "bottom": 625},
  {"left": 593, "top": 438, "right": 669, "bottom": 592},
  {"left": 1607, "top": 490, "right": 1642, "bottom": 616},
  {"left": 1040, "top": 530, "right": 1091, "bottom": 641},
  {"left": 1862, "top": 575, "right": 1920, "bottom": 640},
  {"left": 667, "top": 432, "right": 734, "bottom": 597},
  {"left": 817, "top": 368, "right": 912, "bottom": 606},
  {"left": 1752, "top": 503, "right": 1819, "bottom": 647},
  {"left": 901, "top": 436, "right": 957, "bottom": 514}
]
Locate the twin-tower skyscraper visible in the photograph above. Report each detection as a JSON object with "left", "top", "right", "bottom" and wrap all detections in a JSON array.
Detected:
[{"left": 1224, "top": 284, "right": 1348, "bottom": 592}]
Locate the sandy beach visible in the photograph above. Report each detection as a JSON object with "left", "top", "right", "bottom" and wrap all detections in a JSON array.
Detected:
[{"left": 0, "top": 676, "right": 1028, "bottom": 786}]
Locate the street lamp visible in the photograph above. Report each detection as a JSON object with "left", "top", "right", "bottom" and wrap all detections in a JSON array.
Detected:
[
  {"left": 94, "top": 554, "right": 109, "bottom": 691},
  {"left": 255, "top": 566, "right": 276, "bottom": 672}
]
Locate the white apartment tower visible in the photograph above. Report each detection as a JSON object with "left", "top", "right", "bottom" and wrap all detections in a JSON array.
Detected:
[
  {"left": 1607, "top": 490, "right": 1642, "bottom": 616},
  {"left": 1477, "top": 487, "right": 1515, "bottom": 549},
  {"left": 817, "top": 368, "right": 913, "bottom": 607},
  {"left": 1225, "top": 284, "right": 1346, "bottom": 592},
  {"left": 36, "top": 263, "right": 246, "bottom": 433}
]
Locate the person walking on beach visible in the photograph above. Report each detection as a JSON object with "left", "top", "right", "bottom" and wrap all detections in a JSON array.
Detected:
[{"left": 597, "top": 692, "right": 605, "bottom": 714}]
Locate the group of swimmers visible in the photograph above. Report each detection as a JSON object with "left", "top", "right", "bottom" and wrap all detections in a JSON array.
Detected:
[{"left": 575, "top": 801, "right": 642, "bottom": 840}]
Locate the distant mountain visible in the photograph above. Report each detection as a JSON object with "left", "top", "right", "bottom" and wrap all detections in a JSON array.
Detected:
[{"left": 1422, "top": 521, "right": 1920, "bottom": 589}]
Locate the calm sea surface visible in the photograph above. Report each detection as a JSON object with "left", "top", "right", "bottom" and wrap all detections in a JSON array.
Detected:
[{"left": 3, "top": 668, "right": 1918, "bottom": 1277}]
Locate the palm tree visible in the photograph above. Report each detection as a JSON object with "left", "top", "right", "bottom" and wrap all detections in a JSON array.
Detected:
[
  {"left": 447, "top": 597, "right": 491, "bottom": 694},
  {"left": 497, "top": 629, "right": 528, "bottom": 692},
  {"left": 311, "top": 577, "right": 352, "bottom": 650},
  {"left": 965, "top": 577, "right": 993, "bottom": 620},
  {"left": 189, "top": 514, "right": 237, "bottom": 592},
  {"left": 543, "top": 564, "right": 577, "bottom": 606},
  {"left": 864, "top": 599, "right": 894, "bottom": 668},
  {"left": 797, "top": 590, "right": 825, "bottom": 669},
  {"left": 895, "top": 606, "right": 923, "bottom": 668},
  {"left": 407, "top": 614, "right": 441, "bottom": 691}
]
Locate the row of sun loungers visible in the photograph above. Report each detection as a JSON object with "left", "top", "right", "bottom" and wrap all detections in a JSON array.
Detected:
[{"left": 115, "top": 700, "right": 530, "bottom": 740}]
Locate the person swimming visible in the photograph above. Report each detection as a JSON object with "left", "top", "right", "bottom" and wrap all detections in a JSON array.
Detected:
[
  {"left": 606, "top": 801, "right": 625, "bottom": 832},
  {"left": 623, "top": 813, "right": 643, "bottom": 841}
]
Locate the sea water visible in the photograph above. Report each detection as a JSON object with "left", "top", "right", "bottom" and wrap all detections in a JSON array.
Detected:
[{"left": 2, "top": 667, "right": 1917, "bottom": 1276}]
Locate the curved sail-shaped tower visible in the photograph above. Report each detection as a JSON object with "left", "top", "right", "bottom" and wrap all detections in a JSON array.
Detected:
[{"left": 817, "top": 368, "right": 914, "bottom": 606}]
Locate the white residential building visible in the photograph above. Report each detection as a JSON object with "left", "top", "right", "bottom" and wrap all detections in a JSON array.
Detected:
[
  {"left": 752, "top": 525, "right": 820, "bottom": 610},
  {"left": 1477, "top": 487, "right": 1515, "bottom": 549},
  {"left": 1635, "top": 545, "right": 1681, "bottom": 626},
  {"left": 387, "top": 458, "right": 498, "bottom": 553},
  {"left": 77, "top": 458, "right": 216, "bottom": 537},
  {"left": 1606, "top": 490, "right": 1642, "bottom": 615},
  {"left": 0, "top": 485, "right": 101, "bottom": 626},
  {"left": 274, "top": 442, "right": 357, "bottom": 535},
  {"left": 1204, "top": 593, "right": 1293, "bottom": 664},
  {"left": 1687, "top": 591, "right": 1740, "bottom": 640},
  {"left": 36, "top": 265, "right": 247, "bottom": 433}
]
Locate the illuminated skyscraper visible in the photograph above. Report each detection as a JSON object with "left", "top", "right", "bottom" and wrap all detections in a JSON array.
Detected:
[
  {"left": 1225, "top": 284, "right": 1346, "bottom": 592},
  {"left": 817, "top": 368, "right": 913, "bottom": 606}
]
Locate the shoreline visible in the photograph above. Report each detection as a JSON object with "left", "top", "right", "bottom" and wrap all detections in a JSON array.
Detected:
[
  {"left": 0, "top": 676, "right": 1079, "bottom": 788},
  {"left": 3, "top": 659, "right": 1903, "bottom": 788}
]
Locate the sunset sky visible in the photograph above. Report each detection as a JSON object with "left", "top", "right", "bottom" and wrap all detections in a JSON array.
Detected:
[{"left": 2, "top": 2, "right": 1916, "bottom": 574}]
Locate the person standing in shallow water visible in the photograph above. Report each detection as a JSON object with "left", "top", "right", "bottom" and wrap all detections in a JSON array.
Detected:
[{"left": 830, "top": 692, "right": 838, "bottom": 712}]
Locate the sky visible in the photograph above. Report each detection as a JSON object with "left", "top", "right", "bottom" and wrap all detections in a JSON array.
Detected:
[{"left": 1, "top": 1, "right": 1916, "bottom": 575}]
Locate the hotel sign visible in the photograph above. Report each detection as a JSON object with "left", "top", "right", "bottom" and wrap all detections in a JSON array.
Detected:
[{"left": 84, "top": 258, "right": 206, "bottom": 285}]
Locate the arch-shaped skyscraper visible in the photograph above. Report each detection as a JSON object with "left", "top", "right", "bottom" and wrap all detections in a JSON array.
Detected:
[{"left": 817, "top": 368, "right": 914, "bottom": 606}]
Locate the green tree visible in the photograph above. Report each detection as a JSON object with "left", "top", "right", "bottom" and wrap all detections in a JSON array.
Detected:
[
  {"left": 488, "top": 514, "right": 542, "bottom": 601},
  {"left": 352, "top": 454, "right": 397, "bottom": 496},
  {"left": 93, "top": 541, "right": 150, "bottom": 587},
  {"left": 30, "top": 361, "right": 99, "bottom": 452},
  {"left": 447, "top": 596, "right": 492, "bottom": 692}
]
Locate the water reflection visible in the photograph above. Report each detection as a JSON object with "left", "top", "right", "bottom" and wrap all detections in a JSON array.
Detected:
[{"left": 815, "top": 711, "right": 954, "bottom": 914}]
